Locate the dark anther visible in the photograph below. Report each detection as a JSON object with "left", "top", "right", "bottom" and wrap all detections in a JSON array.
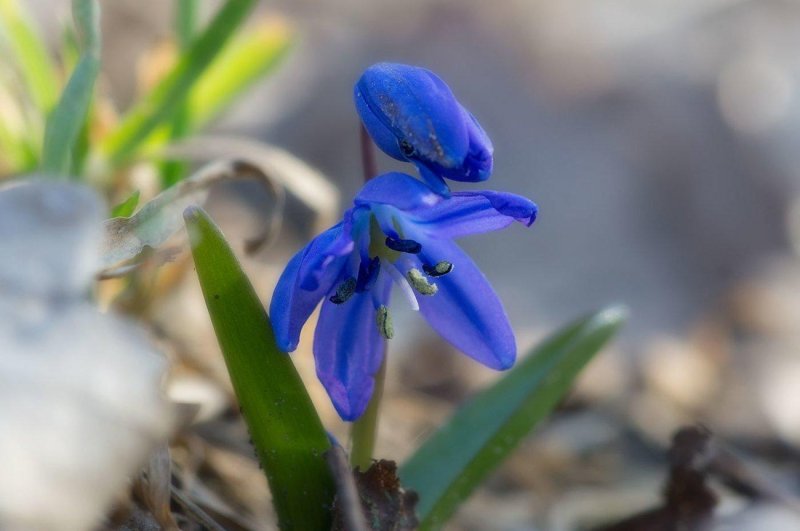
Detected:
[
  {"left": 329, "top": 277, "right": 357, "bottom": 304},
  {"left": 355, "top": 256, "right": 380, "bottom": 292},
  {"left": 423, "top": 261, "right": 453, "bottom": 277},
  {"left": 385, "top": 236, "right": 422, "bottom": 254},
  {"left": 399, "top": 139, "right": 415, "bottom": 157}
]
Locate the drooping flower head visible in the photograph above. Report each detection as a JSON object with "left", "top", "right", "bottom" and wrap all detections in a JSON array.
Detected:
[
  {"left": 354, "top": 63, "right": 494, "bottom": 196},
  {"left": 270, "top": 172, "right": 537, "bottom": 420}
]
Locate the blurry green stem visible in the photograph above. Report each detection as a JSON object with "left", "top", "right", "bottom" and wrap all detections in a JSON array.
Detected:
[
  {"left": 161, "top": 0, "right": 199, "bottom": 187},
  {"left": 350, "top": 355, "right": 386, "bottom": 470},
  {"left": 176, "top": 0, "right": 198, "bottom": 48}
]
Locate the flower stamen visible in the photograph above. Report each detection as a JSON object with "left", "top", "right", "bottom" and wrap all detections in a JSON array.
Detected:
[
  {"left": 407, "top": 268, "right": 438, "bottom": 295},
  {"left": 385, "top": 236, "right": 422, "bottom": 254},
  {"left": 376, "top": 305, "right": 394, "bottom": 339},
  {"left": 329, "top": 277, "right": 357, "bottom": 304},
  {"left": 422, "top": 261, "right": 453, "bottom": 277}
]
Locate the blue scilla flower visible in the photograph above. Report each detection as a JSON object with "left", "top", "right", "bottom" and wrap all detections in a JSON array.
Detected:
[
  {"left": 354, "top": 63, "right": 493, "bottom": 196},
  {"left": 270, "top": 172, "right": 537, "bottom": 420}
]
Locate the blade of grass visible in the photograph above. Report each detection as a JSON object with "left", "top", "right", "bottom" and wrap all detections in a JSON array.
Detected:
[
  {"left": 102, "top": 0, "right": 258, "bottom": 166},
  {"left": 0, "top": 0, "right": 59, "bottom": 113},
  {"left": 41, "top": 0, "right": 100, "bottom": 176},
  {"left": 160, "top": 0, "right": 199, "bottom": 188},
  {"left": 184, "top": 206, "right": 334, "bottom": 530},
  {"left": 183, "top": 19, "right": 290, "bottom": 129},
  {"left": 141, "top": 19, "right": 291, "bottom": 160},
  {"left": 400, "top": 306, "right": 627, "bottom": 529}
]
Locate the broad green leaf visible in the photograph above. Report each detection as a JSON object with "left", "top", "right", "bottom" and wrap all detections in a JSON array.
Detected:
[
  {"left": 401, "top": 307, "right": 627, "bottom": 529},
  {"left": 110, "top": 190, "right": 140, "bottom": 218},
  {"left": 184, "top": 206, "right": 334, "bottom": 530},
  {"left": 41, "top": 0, "right": 100, "bottom": 176},
  {"left": 101, "top": 0, "right": 258, "bottom": 165},
  {"left": 0, "top": 0, "right": 59, "bottom": 113}
]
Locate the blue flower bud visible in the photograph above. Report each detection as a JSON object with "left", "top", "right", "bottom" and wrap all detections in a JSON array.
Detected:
[{"left": 354, "top": 63, "right": 494, "bottom": 195}]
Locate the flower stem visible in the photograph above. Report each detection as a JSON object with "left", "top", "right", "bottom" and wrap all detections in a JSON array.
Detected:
[
  {"left": 350, "top": 354, "right": 386, "bottom": 470},
  {"left": 360, "top": 123, "right": 378, "bottom": 182},
  {"left": 350, "top": 127, "right": 383, "bottom": 470}
]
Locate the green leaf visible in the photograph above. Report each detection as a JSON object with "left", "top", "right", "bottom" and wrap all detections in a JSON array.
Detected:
[
  {"left": 110, "top": 190, "right": 140, "bottom": 218},
  {"left": 102, "top": 0, "right": 258, "bottom": 165},
  {"left": 184, "top": 206, "right": 334, "bottom": 530},
  {"left": 400, "top": 306, "right": 627, "bottom": 529},
  {"left": 0, "top": 0, "right": 60, "bottom": 113},
  {"left": 41, "top": 0, "right": 100, "bottom": 176}
]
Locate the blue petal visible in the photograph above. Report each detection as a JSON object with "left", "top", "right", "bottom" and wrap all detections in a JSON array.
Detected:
[
  {"left": 355, "top": 172, "right": 443, "bottom": 211},
  {"left": 405, "top": 238, "right": 516, "bottom": 370},
  {"left": 354, "top": 82, "right": 405, "bottom": 160},
  {"left": 297, "top": 210, "right": 357, "bottom": 291},
  {"left": 418, "top": 165, "right": 453, "bottom": 197},
  {"left": 408, "top": 190, "right": 538, "bottom": 239},
  {"left": 413, "top": 105, "right": 494, "bottom": 185},
  {"left": 457, "top": 105, "right": 494, "bottom": 182},
  {"left": 269, "top": 224, "right": 352, "bottom": 352},
  {"left": 313, "top": 269, "right": 392, "bottom": 420}
]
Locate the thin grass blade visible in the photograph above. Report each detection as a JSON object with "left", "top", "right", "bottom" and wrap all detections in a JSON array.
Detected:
[
  {"left": 183, "top": 19, "right": 291, "bottom": 130},
  {"left": 0, "top": 0, "right": 59, "bottom": 113},
  {"left": 160, "top": 0, "right": 199, "bottom": 188},
  {"left": 41, "top": 0, "right": 100, "bottom": 176},
  {"left": 102, "top": 0, "right": 258, "bottom": 165}
]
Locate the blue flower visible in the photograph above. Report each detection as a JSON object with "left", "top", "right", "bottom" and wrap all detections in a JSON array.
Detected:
[
  {"left": 270, "top": 172, "right": 537, "bottom": 420},
  {"left": 354, "top": 63, "right": 494, "bottom": 196}
]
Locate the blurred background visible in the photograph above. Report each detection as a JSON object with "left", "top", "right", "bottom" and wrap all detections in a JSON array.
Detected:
[{"left": 17, "top": 0, "right": 800, "bottom": 529}]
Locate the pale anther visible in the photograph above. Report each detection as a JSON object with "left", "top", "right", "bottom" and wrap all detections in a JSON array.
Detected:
[
  {"left": 407, "top": 268, "right": 438, "bottom": 295},
  {"left": 376, "top": 305, "right": 394, "bottom": 339}
]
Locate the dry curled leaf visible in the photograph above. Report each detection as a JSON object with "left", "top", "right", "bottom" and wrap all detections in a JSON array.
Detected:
[
  {"left": 162, "top": 135, "right": 339, "bottom": 231},
  {"left": 101, "top": 159, "right": 284, "bottom": 274}
]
